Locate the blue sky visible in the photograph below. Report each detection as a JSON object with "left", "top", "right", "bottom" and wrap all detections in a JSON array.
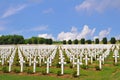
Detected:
[{"left": 0, "top": 0, "right": 120, "bottom": 41}]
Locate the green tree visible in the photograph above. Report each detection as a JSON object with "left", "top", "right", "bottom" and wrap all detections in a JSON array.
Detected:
[
  {"left": 45, "top": 39, "right": 53, "bottom": 44},
  {"left": 74, "top": 39, "right": 78, "bottom": 44},
  {"left": 80, "top": 38, "right": 85, "bottom": 44},
  {"left": 63, "top": 40, "right": 66, "bottom": 44},
  {"left": 31, "top": 37, "right": 38, "bottom": 44},
  {"left": 86, "top": 40, "right": 92, "bottom": 44},
  {"left": 95, "top": 38, "right": 99, "bottom": 44},
  {"left": 0, "top": 35, "right": 24, "bottom": 44},
  {"left": 68, "top": 40, "right": 72, "bottom": 44},
  {"left": 110, "top": 37, "right": 116, "bottom": 44},
  {"left": 38, "top": 38, "right": 45, "bottom": 44},
  {"left": 48, "top": 39, "right": 53, "bottom": 45},
  {"left": 102, "top": 37, "right": 107, "bottom": 44}
]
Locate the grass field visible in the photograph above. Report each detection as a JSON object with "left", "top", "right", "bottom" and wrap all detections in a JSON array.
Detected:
[{"left": 0, "top": 49, "right": 120, "bottom": 80}]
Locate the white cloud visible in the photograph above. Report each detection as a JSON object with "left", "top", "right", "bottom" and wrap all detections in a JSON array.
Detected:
[
  {"left": 77, "top": 25, "right": 95, "bottom": 39},
  {"left": 57, "top": 32, "right": 76, "bottom": 41},
  {"left": 1, "top": 4, "right": 27, "bottom": 18},
  {"left": 38, "top": 34, "right": 54, "bottom": 40},
  {"left": 57, "top": 25, "right": 96, "bottom": 41},
  {"left": 42, "top": 8, "right": 54, "bottom": 14},
  {"left": 75, "top": 0, "right": 120, "bottom": 13},
  {"left": 71, "top": 26, "right": 77, "bottom": 33},
  {"left": 94, "top": 28, "right": 111, "bottom": 40},
  {"left": 115, "top": 35, "right": 120, "bottom": 40}
]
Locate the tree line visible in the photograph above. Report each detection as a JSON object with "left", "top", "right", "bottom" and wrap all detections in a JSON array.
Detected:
[
  {"left": 63, "top": 37, "right": 119, "bottom": 44},
  {"left": 0, "top": 35, "right": 53, "bottom": 45},
  {"left": 0, "top": 35, "right": 119, "bottom": 45}
]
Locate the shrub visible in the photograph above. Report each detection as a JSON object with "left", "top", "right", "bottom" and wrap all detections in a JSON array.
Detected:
[
  {"left": 69, "top": 64, "right": 73, "bottom": 68},
  {"left": 2, "top": 66, "right": 9, "bottom": 73},
  {"left": 66, "top": 59, "right": 70, "bottom": 63},
  {"left": 37, "top": 63, "right": 40, "bottom": 67},
  {"left": 114, "top": 63, "right": 119, "bottom": 66},
  {"left": 81, "top": 64, "right": 89, "bottom": 69},
  {"left": 27, "top": 68, "right": 33, "bottom": 74},
  {"left": 25, "top": 62, "right": 29, "bottom": 67},
  {"left": 72, "top": 71, "right": 79, "bottom": 78},
  {"left": 57, "top": 71, "right": 62, "bottom": 76},
  {"left": 56, "top": 63, "right": 61, "bottom": 68},
  {"left": 95, "top": 66, "right": 101, "bottom": 71},
  {"left": 13, "top": 68, "right": 20, "bottom": 73},
  {"left": 15, "top": 62, "right": 20, "bottom": 66},
  {"left": 42, "top": 70, "right": 47, "bottom": 75}
]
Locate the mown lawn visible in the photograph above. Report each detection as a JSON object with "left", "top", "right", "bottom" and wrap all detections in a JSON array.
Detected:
[{"left": 0, "top": 50, "right": 120, "bottom": 80}]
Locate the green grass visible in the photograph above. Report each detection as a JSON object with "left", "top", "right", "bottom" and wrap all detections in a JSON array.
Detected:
[
  {"left": 0, "top": 74, "right": 69, "bottom": 80},
  {"left": 0, "top": 49, "right": 120, "bottom": 80}
]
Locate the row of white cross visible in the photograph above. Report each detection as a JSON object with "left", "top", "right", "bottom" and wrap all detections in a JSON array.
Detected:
[{"left": 0, "top": 44, "right": 119, "bottom": 76}]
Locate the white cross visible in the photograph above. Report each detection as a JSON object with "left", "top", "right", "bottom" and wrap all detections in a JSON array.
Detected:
[
  {"left": 90, "top": 53, "right": 93, "bottom": 64},
  {"left": 19, "top": 59, "right": 25, "bottom": 72},
  {"left": 113, "top": 49, "right": 119, "bottom": 64},
  {"left": 102, "top": 54, "right": 105, "bottom": 64},
  {"left": 45, "top": 58, "right": 51, "bottom": 74},
  {"left": 74, "top": 59, "right": 82, "bottom": 76},
  {"left": 59, "top": 58, "right": 66, "bottom": 75},
  {"left": 1, "top": 55, "right": 5, "bottom": 65},
  {"left": 97, "top": 56, "right": 102, "bottom": 70},
  {"left": 83, "top": 54, "right": 89, "bottom": 65},
  {"left": 49, "top": 57, "right": 52, "bottom": 66},
  {"left": 38, "top": 56, "right": 42, "bottom": 66},
  {"left": 71, "top": 55, "right": 77, "bottom": 67},
  {"left": 7, "top": 59, "right": 13, "bottom": 72},
  {"left": 29, "top": 55, "right": 32, "bottom": 66},
  {"left": 32, "top": 58, "right": 38, "bottom": 73},
  {"left": 79, "top": 53, "right": 83, "bottom": 62}
]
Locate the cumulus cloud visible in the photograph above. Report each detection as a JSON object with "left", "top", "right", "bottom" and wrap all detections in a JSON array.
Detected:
[
  {"left": 1, "top": 4, "right": 27, "bottom": 18},
  {"left": 42, "top": 8, "right": 54, "bottom": 14},
  {"left": 71, "top": 26, "right": 77, "bottom": 33},
  {"left": 57, "top": 32, "right": 76, "bottom": 41},
  {"left": 94, "top": 28, "right": 111, "bottom": 40},
  {"left": 57, "top": 25, "right": 96, "bottom": 41},
  {"left": 75, "top": 0, "right": 120, "bottom": 13},
  {"left": 115, "top": 35, "right": 120, "bottom": 40},
  {"left": 38, "top": 34, "right": 54, "bottom": 40}
]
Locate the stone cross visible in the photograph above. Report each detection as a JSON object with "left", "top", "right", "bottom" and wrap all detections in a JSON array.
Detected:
[
  {"left": 71, "top": 55, "right": 77, "bottom": 67},
  {"left": 74, "top": 59, "right": 82, "bottom": 76},
  {"left": 7, "top": 59, "right": 13, "bottom": 72},
  {"left": 113, "top": 49, "right": 119, "bottom": 64},
  {"left": 90, "top": 53, "right": 93, "bottom": 64},
  {"left": 102, "top": 54, "right": 105, "bottom": 64},
  {"left": 49, "top": 57, "right": 52, "bottom": 66},
  {"left": 59, "top": 57, "right": 66, "bottom": 75},
  {"left": 38, "top": 56, "right": 42, "bottom": 66},
  {"left": 1, "top": 55, "right": 5, "bottom": 65},
  {"left": 32, "top": 58, "right": 38, "bottom": 73},
  {"left": 97, "top": 55, "right": 102, "bottom": 70},
  {"left": 19, "top": 59, "right": 25, "bottom": 72},
  {"left": 45, "top": 58, "right": 51, "bottom": 74},
  {"left": 29, "top": 54, "right": 32, "bottom": 66},
  {"left": 79, "top": 53, "right": 83, "bottom": 62},
  {"left": 83, "top": 54, "right": 89, "bottom": 65}
]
